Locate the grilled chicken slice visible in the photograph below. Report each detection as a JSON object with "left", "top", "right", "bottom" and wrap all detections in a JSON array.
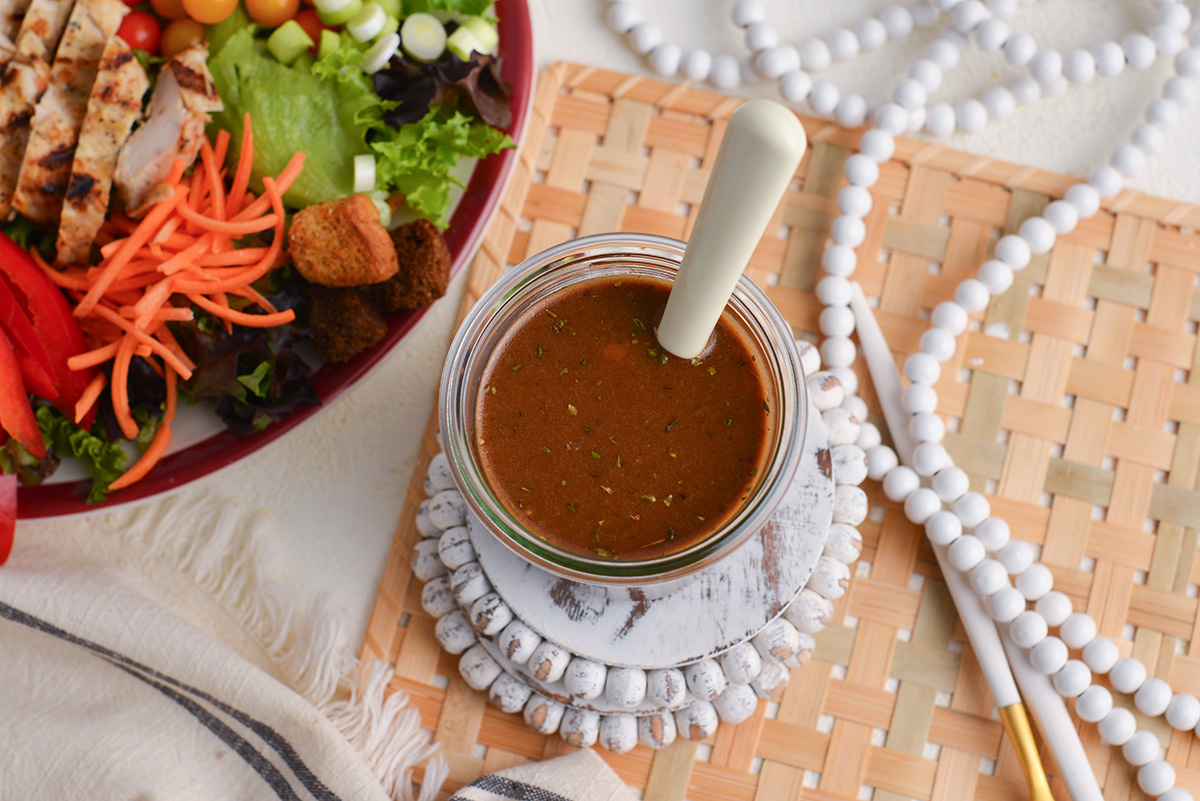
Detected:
[
  {"left": 1, "top": 0, "right": 33, "bottom": 40},
  {"left": 0, "top": 0, "right": 32, "bottom": 52},
  {"left": 12, "top": 0, "right": 126, "bottom": 225},
  {"left": 55, "top": 35, "right": 146, "bottom": 265},
  {"left": 114, "top": 44, "right": 221, "bottom": 218},
  {"left": 0, "top": 0, "right": 76, "bottom": 217},
  {"left": 0, "top": 32, "right": 14, "bottom": 74}
]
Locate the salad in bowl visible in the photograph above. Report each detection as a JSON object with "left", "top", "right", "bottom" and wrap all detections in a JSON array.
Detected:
[{"left": 0, "top": 0, "right": 529, "bottom": 548}]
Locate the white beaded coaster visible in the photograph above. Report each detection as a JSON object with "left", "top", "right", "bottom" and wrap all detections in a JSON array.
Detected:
[{"left": 412, "top": 346, "right": 863, "bottom": 750}]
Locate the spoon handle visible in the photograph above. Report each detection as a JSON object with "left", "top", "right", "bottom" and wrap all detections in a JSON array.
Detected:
[{"left": 657, "top": 100, "right": 807, "bottom": 359}]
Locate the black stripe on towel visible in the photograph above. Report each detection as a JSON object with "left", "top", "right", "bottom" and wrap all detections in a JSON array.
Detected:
[
  {"left": 0, "top": 600, "right": 343, "bottom": 801},
  {"left": 103, "top": 657, "right": 303, "bottom": 801},
  {"left": 452, "top": 775, "right": 576, "bottom": 801}
]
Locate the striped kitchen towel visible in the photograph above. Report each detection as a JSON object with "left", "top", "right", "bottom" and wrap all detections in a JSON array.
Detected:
[
  {"left": 450, "top": 749, "right": 636, "bottom": 801},
  {"left": 0, "top": 492, "right": 444, "bottom": 801}
]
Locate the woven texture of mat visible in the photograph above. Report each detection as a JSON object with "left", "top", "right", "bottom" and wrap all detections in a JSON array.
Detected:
[{"left": 360, "top": 62, "right": 1200, "bottom": 800}]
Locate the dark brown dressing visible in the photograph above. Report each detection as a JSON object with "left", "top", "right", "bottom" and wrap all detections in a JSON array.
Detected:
[{"left": 475, "top": 274, "right": 773, "bottom": 560}]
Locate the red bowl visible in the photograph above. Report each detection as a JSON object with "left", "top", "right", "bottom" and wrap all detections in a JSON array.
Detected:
[{"left": 20, "top": 0, "right": 536, "bottom": 517}]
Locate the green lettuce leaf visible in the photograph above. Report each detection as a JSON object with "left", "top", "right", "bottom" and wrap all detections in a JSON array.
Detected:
[
  {"left": 207, "top": 27, "right": 379, "bottom": 208},
  {"left": 404, "top": 0, "right": 494, "bottom": 16},
  {"left": 371, "top": 106, "right": 511, "bottom": 226},
  {"left": 35, "top": 406, "right": 129, "bottom": 503},
  {"left": 208, "top": 21, "right": 512, "bottom": 225}
]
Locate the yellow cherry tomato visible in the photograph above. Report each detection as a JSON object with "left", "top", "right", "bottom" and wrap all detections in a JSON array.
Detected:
[
  {"left": 181, "top": 0, "right": 237, "bottom": 25},
  {"left": 150, "top": 0, "right": 188, "bottom": 20},
  {"left": 161, "top": 17, "right": 207, "bottom": 59},
  {"left": 245, "top": 0, "right": 300, "bottom": 27}
]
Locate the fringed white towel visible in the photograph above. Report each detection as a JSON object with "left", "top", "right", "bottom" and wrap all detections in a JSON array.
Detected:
[
  {"left": 449, "top": 750, "right": 637, "bottom": 801},
  {"left": 0, "top": 492, "right": 445, "bottom": 801}
]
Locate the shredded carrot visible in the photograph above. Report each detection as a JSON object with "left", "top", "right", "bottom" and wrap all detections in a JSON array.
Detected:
[
  {"left": 67, "top": 118, "right": 305, "bottom": 492},
  {"left": 151, "top": 215, "right": 183, "bottom": 246},
  {"left": 76, "top": 187, "right": 188, "bottom": 317},
  {"left": 185, "top": 292, "right": 294, "bottom": 328},
  {"left": 164, "top": 157, "right": 188, "bottom": 186},
  {"left": 68, "top": 342, "right": 120, "bottom": 371},
  {"left": 110, "top": 335, "right": 138, "bottom": 439},
  {"left": 175, "top": 202, "right": 279, "bottom": 236},
  {"left": 193, "top": 247, "right": 269, "bottom": 267},
  {"left": 226, "top": 112, "right": 255, "bottom": 219},
  {"left": 231, "top": 152, "right": 304, "bottom": 222},
  {"left": 108, "top": 368, "right": 176, "bottom": 491},
  {"left": 213, "top": 129, "right": 230, "bottom": 170},
  {"left": 199, "top": 140, "right": 226, "bottom": 227},
  {"left": 74, "top": 371, "right": 107, "bottom": 425},
  {"left": 158, "top": 234, "right": 214, "bottom": 275}
]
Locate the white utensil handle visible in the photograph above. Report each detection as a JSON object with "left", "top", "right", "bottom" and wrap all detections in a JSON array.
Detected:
[
  {"left": 1002, "top": 625, "right": 1104, "bottom": 801},
  {"left": 658, "top": 100, "right": 806, "bottom": 359},
  {"left": 849, "top": 285, "right": 1020, "bottom": 706},
  {"left": 849, "top": 283, "right": 1103, "bottom": 801}
]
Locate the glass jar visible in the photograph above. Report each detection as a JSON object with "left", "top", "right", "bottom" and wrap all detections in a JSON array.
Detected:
[{"left": 439, "top": 233, "right": 807, "bottom": 585}]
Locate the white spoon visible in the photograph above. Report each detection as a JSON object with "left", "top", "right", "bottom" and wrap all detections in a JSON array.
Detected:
[{"left": 657, "top": 99, "right": 807, "bottom": 359}]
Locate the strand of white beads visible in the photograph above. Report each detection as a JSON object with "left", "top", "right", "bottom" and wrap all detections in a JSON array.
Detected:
[{"left": 802, "top": 2, "right": 1196, "bottom": 797}]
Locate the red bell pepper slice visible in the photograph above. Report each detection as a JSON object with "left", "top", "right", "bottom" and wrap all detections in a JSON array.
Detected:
[
  {"left": 0, "top": 269, "right": 56, "bottom": 400},
  {"left": 0, "top": 326, "right": 44, "bottom": 458},
  {"left": 0, "top": 473, "right": 15, "bottom": 565},
  {"left": 0, "top": 233, "right": 96, "bottom": 427}
]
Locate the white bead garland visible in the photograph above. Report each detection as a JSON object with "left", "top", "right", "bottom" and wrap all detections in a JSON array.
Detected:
[
  {"left": 1033, "top": 590, "right": 1072, "bottom": 626},
  {"left": 1075, "top": 685, "right": 1113, "bottom": 723},
  {"left": 608, "top": 3, "right": 1200, "bottom": 793},
  {"left": 1122, "top": 729, "right": 1160, "bottom": 766},
  {"left": 1098, "top": 706, "right": 1137, "bottom": 746},
  {"left": 1135, "top": 678, "right": 1174, "bottom": 717},
  {"left": 1110, "top": 657, "right": 1148, "bottom": 694}
]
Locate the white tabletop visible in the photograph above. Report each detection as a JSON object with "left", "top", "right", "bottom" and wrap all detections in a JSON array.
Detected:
[{"left": 28, "top": 1, "right": 1200, "bottom": 649}]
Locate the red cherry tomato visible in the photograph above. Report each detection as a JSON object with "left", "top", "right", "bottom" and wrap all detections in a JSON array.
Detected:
[
  {"left": 122, "top": 0, "right": 141, "bottom": 6},
  {"left": 293, "top": 9, "right": 328, "bottom": 52},
  {"left": 117, "top": 10, "right": 162, "bottom": 55}
]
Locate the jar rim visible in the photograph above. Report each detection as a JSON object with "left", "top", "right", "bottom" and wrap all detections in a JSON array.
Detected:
[{"left": 439, "top": 233, "right": 807, "bottom": 584}]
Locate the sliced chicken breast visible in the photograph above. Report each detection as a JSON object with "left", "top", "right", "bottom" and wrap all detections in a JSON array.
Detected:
[
  {"left": 0, "top": 0, "right": 33, "bottom": 42},
  {"left": 0, "top": 32, "right": 14, "bottom": 73},
  {"left": 0, "top": 0, "right": 76, "bottom": 217},
  {"left": 55, "top": 34, "right": 146, "bottom": 265},
  {"left": 114, "top": 43, "right": 221, "bottom": 218},
  {"left": 12, "top": 0, "right": 125, "bottom": 225}
]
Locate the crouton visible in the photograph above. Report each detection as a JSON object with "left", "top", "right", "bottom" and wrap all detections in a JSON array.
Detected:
[
  {"left": 288, "top": 194, "right": 399, "bottom": 287},
  {"left": 304, "top": 285, "right": 388, "bottom": 363},
  {"left": 368, "top": 218, "right": 452, "bottom": 313}
]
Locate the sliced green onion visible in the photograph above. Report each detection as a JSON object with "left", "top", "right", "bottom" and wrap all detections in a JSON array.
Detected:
[
  {"left": 347, "top": 2, "right": 386, "bottom": 42},
  {"left": 371, "top": 0, "right": 400, "bottom": 17},
  {"left": 317, "top": 28, "right": 341, "bottom": 60},
  {"left": 318, "top": 0, "right": 363, "bottom": 26},
  {"left": 376, "top": 13, "right": 399, "bottom": 41},
  {"left": 459, "top": 16, "right": 498, "bottom": 55},
  {"left": 361, "top": 30, "right": 399, "bottom": 74},
  {"left": 353, "top": 154, "right": 376, "bottom": 193},
  {"left": 446, "top": 26, "right": 483, "bottom": 60},
  {"left": 400, "top": 12, "right": 446, "bottom": 62},
  {"left": 369, "top": 191, "right": 392, "bottom": 228},
  {"left": 266, "top": 20, "right": 315, "bottom": 65}
]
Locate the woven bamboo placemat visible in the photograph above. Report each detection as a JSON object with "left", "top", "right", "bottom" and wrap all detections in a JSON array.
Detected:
[{"left": 360, "top": 62, "right": 1200, "bottom": 800}]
